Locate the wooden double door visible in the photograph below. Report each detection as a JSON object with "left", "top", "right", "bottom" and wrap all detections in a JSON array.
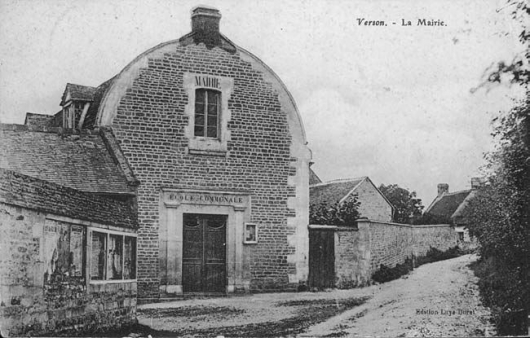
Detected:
[{"left": 182, "top": 213, "right": 227, "bottom": 293}]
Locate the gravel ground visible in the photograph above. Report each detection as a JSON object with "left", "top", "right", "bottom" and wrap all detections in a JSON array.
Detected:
[
  {"left": 135, "top": 254, "right": 494, "bottom": 337},
  {"left": 303, "top": 254, "right": 496, "bottom": 337}
]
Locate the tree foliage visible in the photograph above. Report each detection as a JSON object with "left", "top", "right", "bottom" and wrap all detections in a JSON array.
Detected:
[
  {"left": 378, "top": 184, "right": 423, "bottom": 224},
  {"left": 466, "top": 100, "right": 530, "bottom": 335},
  {"left": 467, "top": 2, "right": 530, "bottom": 333},
  {"left": 309, "top": 197, "right": 360, "bottom": 226},
  {"left": 473, "top": 0, "right": 529, "bottom": 91}
]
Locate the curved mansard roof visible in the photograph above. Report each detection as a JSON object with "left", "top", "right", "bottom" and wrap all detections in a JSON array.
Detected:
[{"left": 93, "top": 34, "right": 308, "bottom": 147}]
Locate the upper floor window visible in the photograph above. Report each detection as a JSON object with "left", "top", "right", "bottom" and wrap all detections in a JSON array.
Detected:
[{"left": 194, "top": 89, "right": 221, "bottom": 139}]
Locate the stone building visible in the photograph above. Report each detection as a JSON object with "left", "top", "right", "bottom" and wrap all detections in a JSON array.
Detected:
[
  {"left": 3, "top": 6, "right": 312, "bottom": 302},
  {"left": 310, "top": 176, "right": 394, "bottom": 222},
  {"left": 0, "top": 128, "right": 138, "bottom": 337},
  {"left": 424, "top": 179, "right": 483, "bottom": 242}
]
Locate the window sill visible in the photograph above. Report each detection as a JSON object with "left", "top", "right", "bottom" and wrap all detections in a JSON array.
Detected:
[
  {"left": 188, "top": 137, "right": 228, "bottom": 157},
  {"left": 188, "top": 148, "right": 228, "bottom": 157},
  {"left": 90, "top": 279, "right": 136, "bottom": 284}
]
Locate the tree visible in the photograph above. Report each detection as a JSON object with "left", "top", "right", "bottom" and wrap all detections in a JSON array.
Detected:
[
  {"left": 466, "top": 1, "right": 530, "bottom": 334},
  {"left": 309, "top": 197, "right": 360, "bottom": 226},
  {"left": 378, "top": 184, "right": 423, "bottom": 224}
]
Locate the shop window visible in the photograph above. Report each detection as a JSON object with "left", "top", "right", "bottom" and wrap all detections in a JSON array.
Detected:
[
  {"left": 91, "top": 230, "right": 136, "bottom": 281},
  {"left": 194, "top": 89, "right": 221, "bottom": 139}
]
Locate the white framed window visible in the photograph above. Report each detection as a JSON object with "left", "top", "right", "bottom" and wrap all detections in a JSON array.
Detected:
[
  {"left": 184, "top": 73, "right": 233, "bottom": 156},
  {"left": 90, "top": 229, "right": 137, "bottom": 282},
  {"left": 244, "top": 223, "right": 258, "bottom": 244},
  {"left": 194, "top": 89, "right": 221, "bottom": 139}
]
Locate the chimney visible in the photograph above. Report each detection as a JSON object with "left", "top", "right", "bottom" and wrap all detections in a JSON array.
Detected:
[
  {"left": 191, "top": 6, "right": 221, "bottom": 47},
  {"left": 437, "top": 183, "right": 449, "bottom": 196},
  {"left": 471, "top": 177, "right": 482, "bottom": 189}
]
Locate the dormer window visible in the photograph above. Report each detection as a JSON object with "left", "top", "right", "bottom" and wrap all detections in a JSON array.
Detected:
[{"left": 194, "top": 89, "right": 221, "bottom": 138}]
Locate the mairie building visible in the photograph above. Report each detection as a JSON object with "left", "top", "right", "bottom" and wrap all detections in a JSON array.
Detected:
[{"left": 1, "top": 6, "right": 312, "bottom": 304}]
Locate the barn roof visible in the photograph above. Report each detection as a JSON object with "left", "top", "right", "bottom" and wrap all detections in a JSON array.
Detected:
[{"left": 310, "top": 177, "right": 366, "bottom": 206}]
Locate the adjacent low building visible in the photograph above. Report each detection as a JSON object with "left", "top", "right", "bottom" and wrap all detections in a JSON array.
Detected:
[
  {"left": 0, "top": 161, "right": 137, "bottom": 336},
  {"left": 310, "top": 176, "right": 394, "bottom": 222}
]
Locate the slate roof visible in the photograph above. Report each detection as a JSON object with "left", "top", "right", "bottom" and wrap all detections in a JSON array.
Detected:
[
  {"left": 0, "top": 124, "right": 134, "bottom": 195},
  {"left": 60, "top": 83, "right": 98, "bottom": 106},
  {"left": 424, "top": 190, "right": 473, "bottom": 224},
  {"left": 310, "top": 177, "right": 365, "bottom": 206}
]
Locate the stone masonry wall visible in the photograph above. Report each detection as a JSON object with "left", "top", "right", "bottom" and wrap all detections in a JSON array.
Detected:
[
  {"left": 412, "top": 224, "right": 458, "bottom": 257},
  {"left": 368, "top": 221, "right": 414, "bottom": 273},
  {"left": 334, "top": 228, "right": 371, "bottom": 288},
  {"left": 0, "top": 203, "right": 136, "bottom": 337},
  {"left": 109, "top": 42, "right": 301, "bottom": 296},
  {"left": 331, "top": 219, "right": 458, "bottom": 288}
]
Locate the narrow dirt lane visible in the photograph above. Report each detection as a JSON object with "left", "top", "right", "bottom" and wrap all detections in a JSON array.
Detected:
[{"left": 303, "top": 254, "right": 495, "bottom": 337}]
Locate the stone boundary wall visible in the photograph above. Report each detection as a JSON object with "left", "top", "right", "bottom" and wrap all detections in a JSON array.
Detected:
[
  {"left": 412, "top": 224, "right": 459, "bottom": 257},
  {"left": 317, "top": 219, "right": 458, "bottom": 288},
  {"left": 0, "top": 171, "right": 137, "bottom": 336}
]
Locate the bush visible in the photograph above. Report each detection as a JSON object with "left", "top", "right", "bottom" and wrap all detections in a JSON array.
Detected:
[
  {"left": 470, "top": 257, "right": 529, "bottom": 336},
  {"left": 309, "top": 198, "right": 360, "bottom": 226},
  {"left": 372, "top": 246, "right": 464, "bottom": 284},
  {"left": 415, "top": 246, "right": 462, "bottom": 267},
  {"left": 372, "top": 257, "right": 413, "bottom": 283}
]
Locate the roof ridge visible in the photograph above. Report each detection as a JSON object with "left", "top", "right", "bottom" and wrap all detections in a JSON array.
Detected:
[
  {"left": 0, "top": 123, "right": 100, "bottom": 135},
  {"left": 310, "top": 176, "right": 367, "bottom": 188},
  {"left": 442, "top": 189, "right": 472, "bottom": 196}
]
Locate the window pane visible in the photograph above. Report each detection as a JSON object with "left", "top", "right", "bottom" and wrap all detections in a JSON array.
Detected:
[
  {"left": 91, "top": 232, "right": 106, "bottom": 280},
  {"left": 108, "top": 235, "right": 123, "bottom": 280},
  {"left": 207, "top": 126, "right": 218, "bottom": 138},
  {"left": 195, "top": 125, "right": 205, "bottom": 137},
  {"left": 124, "top": 237, "right": 136, "bottom": 279},
  {"left": 207, "top": 114, "right": 217, "bottom": 127},
  {"left": 195, "top": 114, "right": 205, "bottom": 127},
  {"left": 195, "top": 89, "right": 205, "bottom": 105}
]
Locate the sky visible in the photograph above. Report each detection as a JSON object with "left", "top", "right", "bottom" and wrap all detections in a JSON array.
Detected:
[{"left": 0, "top": 0, "right": 525, "bottom": 206}]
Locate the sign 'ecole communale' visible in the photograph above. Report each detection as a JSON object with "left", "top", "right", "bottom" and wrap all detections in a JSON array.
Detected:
[{"left": 168, "top": 192, "right": 244, "bottom": 205}]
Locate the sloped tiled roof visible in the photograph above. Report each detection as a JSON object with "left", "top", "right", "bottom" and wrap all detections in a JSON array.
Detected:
[
  {"left": 24, "top": 113, "right": 54, "bottom": 128},
  {"left": 0, "top": 169, "right": 137, "bottom": 229},
  {"left": 60, "top": 83, "right": 97, "bottom": 106},
  {"left": 310, "top": 177, "right": 365, "bottom": 206},
  {"left": 309, "top": 167, "right": 322, "bottom": 185},
  {"left": 82, "top": 77, "right": 115, "bottom": 129},
  {"left": 426, "top": 190, "right": 472, "bottom": 220},
  {"left": 0, "top": 124, "right": 134, "bottom": 195}
]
